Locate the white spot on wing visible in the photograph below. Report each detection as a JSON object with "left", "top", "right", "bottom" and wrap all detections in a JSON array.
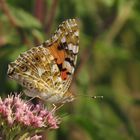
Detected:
[
  {"left": 75, "top": 31, "right": 79, "bottom": 36},
  {"left": 38, "top": 68, "right": 45, "bottom": 76},
  {"left": 57, "top": 29, "right": 62, "bottom": 35},
  {"left": 66, "top": 20, "right": 72, "bottom": 31},
  {"left": 61, "top": 36, "right": 66, "bottom": 43},
  {"left": 52, "top": 34, "right": 58, "bottom": 41},
  {"left": 44, "top": 40, "right": 50, "bottom": 45},
  {"left": 63, "top": 61, "right": 71, "bottom": 71},
  {"left": 68, "top": 44, "right": 79, "bottom": 53},
  {"left": 57, "top": 77, "right": 62, "bottom": 83},
  {"left": 73, "top": 45, "right": 79, "bottom": 53},
  {"left": 52, "top": 65, "right": 58, "bottom": 73},
  {"left": 68, "top": 43, "right": 73, "bottom": 50}
]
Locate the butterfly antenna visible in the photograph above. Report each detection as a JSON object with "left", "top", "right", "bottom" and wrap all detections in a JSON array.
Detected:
[
  {"left": 75, "top": 93, "right": 104, "bottom": 100},
  {"left": 91, "top": 95, "right": 104, "bottom": 99}
]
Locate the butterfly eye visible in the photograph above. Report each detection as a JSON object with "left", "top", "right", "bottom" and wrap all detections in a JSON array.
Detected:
[{"left": 20, "top": 65, "right": 27, "bottom": 72}]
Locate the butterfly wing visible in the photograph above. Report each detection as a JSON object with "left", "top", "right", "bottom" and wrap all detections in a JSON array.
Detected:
[
  {"left": 43, "top": 19, "right": 79, "bottom": 83},
  {"left": 7, "top": 46, "right": 62, "bottom": 95},
  {"left": 7, "top": 19, "right": 79, "bottom": 103}
]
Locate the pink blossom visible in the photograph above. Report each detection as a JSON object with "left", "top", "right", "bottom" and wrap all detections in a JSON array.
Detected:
[
  {"left": 47, "top": 112, "right": 59, "bottom": 129},
  {"left": 0, "top": 94, "right": 59, "bottom": 128},
  {"left": 0, "top": 94, "right": 60, "bottom": 139},
  {"left": 30, "top": 135, "right": 42, "bottom": 140}
]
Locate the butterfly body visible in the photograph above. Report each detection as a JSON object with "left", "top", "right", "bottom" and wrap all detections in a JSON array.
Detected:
[{"left": 7, "top": 19, "right": 79, "bottom": 104}]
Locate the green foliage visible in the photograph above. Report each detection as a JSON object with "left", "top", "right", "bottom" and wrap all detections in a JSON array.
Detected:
[
  {"left": 10, "top": 7, "right": 42, "bottom": 29},
  {"left": 0, "top": 0, "right": 140, "bottom": 140}
]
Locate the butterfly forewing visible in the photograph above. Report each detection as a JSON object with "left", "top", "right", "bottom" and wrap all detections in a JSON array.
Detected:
[{"left": 43, "top": 19, "right": 79, "bottom": 81}]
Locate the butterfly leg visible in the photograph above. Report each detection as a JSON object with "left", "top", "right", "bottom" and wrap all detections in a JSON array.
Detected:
[{"left": 51, "top": 104, "right": 64, "bottom": 112}]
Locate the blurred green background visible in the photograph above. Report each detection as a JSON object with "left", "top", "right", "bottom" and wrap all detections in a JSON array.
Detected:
[{"left": 0, "top": 0, "right": 140, "bottom": 140}]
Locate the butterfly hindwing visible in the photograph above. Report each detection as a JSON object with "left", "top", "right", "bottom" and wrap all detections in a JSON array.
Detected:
[{"left": 8, "top": 47, "right": 61, "bottom": 92}]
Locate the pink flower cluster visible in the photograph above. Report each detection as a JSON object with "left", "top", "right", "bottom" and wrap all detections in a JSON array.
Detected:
[
  {"left": 0, "top": 94, "right": 59, "bottom": 129},
  {"left": 30, "top": 135, "right": 42, "bottom": 140}
]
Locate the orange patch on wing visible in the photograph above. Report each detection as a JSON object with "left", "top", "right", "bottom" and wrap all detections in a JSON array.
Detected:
[
  {"left": 48, "top": 42, "right": 65, "bottom": 64},
  {"left": 48, "top": 42, "right": 69, "bottom": 80},
  {"left": 61, "top": 70, "right": 68, "bottom": 80}
]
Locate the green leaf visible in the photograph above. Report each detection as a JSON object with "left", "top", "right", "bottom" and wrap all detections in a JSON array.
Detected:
[{"left": 9, "top": 6, "right": 42, "bottom": 29}]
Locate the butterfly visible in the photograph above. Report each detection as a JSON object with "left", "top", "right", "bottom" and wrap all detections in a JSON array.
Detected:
[{"left": 7, "top": 19, "right": 79, "bottom": 104}]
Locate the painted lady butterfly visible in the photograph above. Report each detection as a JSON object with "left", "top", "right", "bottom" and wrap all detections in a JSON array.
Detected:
[{"left": 7, "top": 19, "right": 79, "bottom": 104}]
